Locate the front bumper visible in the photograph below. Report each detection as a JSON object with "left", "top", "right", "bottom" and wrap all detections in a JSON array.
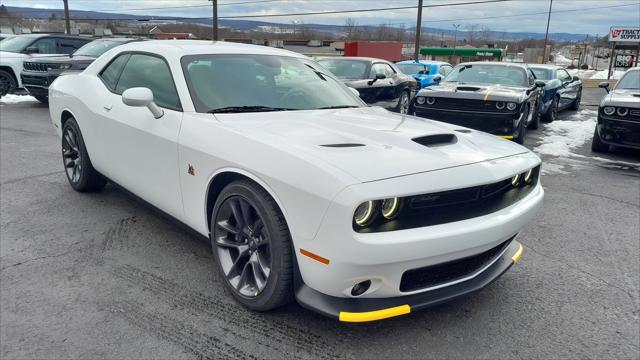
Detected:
[
  {"left": 597, "top": 114, "right": 640, "bottom": 149},
  {"left": 20, "top": 71, "right": 60, "bottom": 97},
  {"left": 296, "top": 240, "right": 523, "bottom": 322},
  {"left": 414, "top": 106, "right": 523, "bottom": 138}
]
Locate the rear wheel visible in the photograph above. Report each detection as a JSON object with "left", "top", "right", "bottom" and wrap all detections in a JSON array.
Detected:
[
  {"left": 61, "top": 118, "right": 107, "bottom": 192},
  {"left": 591, "top": 126, "right": 608, "bottom": 152},
  {"left": 211, "top": 180, "right": 293, "bottom": 311},
  {"left": 0, "top": 70, "right": 16, "bottom": 97}
]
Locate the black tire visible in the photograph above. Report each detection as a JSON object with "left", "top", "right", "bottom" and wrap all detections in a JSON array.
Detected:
[
  {"left": 35, "top": 95, "right": 48, "bottom": 104},
  {"left": 61, "top": 118, "right": 107, "bottom": 192},
  {"left": 395, "top": 90, "right": 410, "bottom": 114},
  {"left": 570, "top": 89, "right": 581, "bottom": 110},
  {"left": 542, "top": 96, "right": 558, "bottom": 123},
  {"left": 591, "top": 126, "right": 608, "bottom": 153},
  {"left": 514, "top": 105, "right": 528, "bottom": 145},
  {"left": 528, "top": 101, "right": 540, "bottom": 130},
  {"left": 0, "top": 69, "right": 17, "bottom": 97},
  {"left": 211, "top": 180, "right": 293, "bottom": 311}
]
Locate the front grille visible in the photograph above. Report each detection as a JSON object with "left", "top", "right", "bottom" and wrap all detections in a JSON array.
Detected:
[
  {"left": 23, "top": 62, "right": 51, "bottom": 72},
  {"left": 357, "top": 166, "right": 540, "bottom": 233},
  {"left": 399, "top": 237, "right": 513, "bottom": 292},
  {"left": 630, "top": 109, "right": 640, "bottom": 118}
]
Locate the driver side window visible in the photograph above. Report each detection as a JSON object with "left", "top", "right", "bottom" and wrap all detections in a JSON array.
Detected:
[
  {"left": 557, "top": 69, "right": 571, "bottom": 82},
  {"left": 29, "top": 38, "right": 56, "bottom": 54},
  {"left": 115, "top": 54, "right": 181, "bottom": 111}
]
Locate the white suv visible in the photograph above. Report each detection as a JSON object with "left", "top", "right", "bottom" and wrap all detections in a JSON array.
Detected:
[{"left": 0, "top": 34, "right": 92, "bottom": 97}]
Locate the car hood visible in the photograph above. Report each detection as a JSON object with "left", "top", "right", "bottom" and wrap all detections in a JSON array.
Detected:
[
  {"left": 603, "top": 89, "right": 640, "bottom": 108},
  {"left": 216, "top": 107, "right": 530, "bottom": 183},
  {"left": 0, "top": 51, "right": 27, "bottom": 60},
  {"left": 419, "top": 82, "right": 527, "bottom": 102}
]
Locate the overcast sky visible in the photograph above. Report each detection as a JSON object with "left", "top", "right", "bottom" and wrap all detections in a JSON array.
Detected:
[{"left": 2, "top": 0, "right": 639, "bottom": 35}]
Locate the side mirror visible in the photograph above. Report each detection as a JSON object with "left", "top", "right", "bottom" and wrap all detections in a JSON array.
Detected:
[
  {"left": 122, "top": 87, "right": 164, "bottom": 118},
  {"left": 535, "top": 80, "right": 546, "bottom": 88},
  {"left": 572, "top": 75, "right": 580, "bottom": 82},
  {"left": 433, "top": 74, "right": 443, "bottom": 83},
  {"left": 24, "top": 46, "right": 39, "bottom": 54},
  {"left": 368, "top": 73, "right": 386, "bottom": 85},
  {"left": 598, "top": 82, "right": 610, "bottom": 93},
  {"left": 348, "top": 87, "right": 360, "bottom": 97}
]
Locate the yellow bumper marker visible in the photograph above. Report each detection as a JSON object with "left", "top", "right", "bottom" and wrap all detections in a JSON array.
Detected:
[
  {"left": 339, "top": 305, "right": 410, "bottom": 322},
  {"left": 499, "top": 135, "right": 514, "bottom": 139},
  {"left": 512, "top": 243, "right": 524, "bottom": 264}
]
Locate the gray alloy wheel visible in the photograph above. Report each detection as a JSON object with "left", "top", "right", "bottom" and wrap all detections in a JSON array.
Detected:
[
  {"left": 570, "top": 90, "right": 581, "bottom": 110},
  {"left": 0, "top": 70, "right": 16, "bottom": 97},
  {"left": 211, "top": 180, "right": 293, "bottom": 311},
  {"left": 397, "top": 91, "right": 410, "bottom": 114},
  {"left": 591, "top": 126, "right": 608, "bottom": 152},
  {"left": 514, "top": 104, "right": 529, "bottom": 145}
]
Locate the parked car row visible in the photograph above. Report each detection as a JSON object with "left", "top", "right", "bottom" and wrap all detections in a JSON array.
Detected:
[{"left": 0, "top": 34, "right": 142, "bottom": 101}]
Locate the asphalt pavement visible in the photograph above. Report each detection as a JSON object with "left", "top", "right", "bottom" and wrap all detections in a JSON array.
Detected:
[{"left": 1, "top": 89, "right": 638, "bottom": 359}]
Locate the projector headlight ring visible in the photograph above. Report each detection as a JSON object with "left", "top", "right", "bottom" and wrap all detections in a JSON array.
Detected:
[
  {"left": 506, "top": 102, "right": 517, "bottom": 111},
  {"left": 603, "top": 106, "right": 615, "bottom": 116},
  {"left": 381, "top": 197, "right": 400, "bottom": 219},
  {"left": 426, "top": 97, "right": 436, "bottom": 105},
  {"left": 354, "top": 201, "right": 376, "bottom": 227},
  {"left": 617, "top": 107, "right": 628, "bottom": 116},
  {"left": 416, "top": 96, "right": 426, "bottom": 105}
]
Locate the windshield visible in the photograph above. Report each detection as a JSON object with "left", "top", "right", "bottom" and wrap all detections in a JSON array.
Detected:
[
  {"left": 0, "top": 36, "right": 34, "bottom": 53},
  {"left": 397, "top": 63, "right": 430, "bottom": 75},
  {"left": 181, "top": 54, "right": 365, "bottom": 113},
  {"left": 74, "top": 40, "right": 127, "bottom": 57},
  {"left": 316, "top": 58, "right": 369, "bottom": 79},
  {"left": 615, "top": 70, "right": 640, "bottom": 90},
  {"left": 445, "top": 64, "right": 527, "bottom": 87},
  {"left": 529, "top": 67, "right": 552, "bottom": 80}
]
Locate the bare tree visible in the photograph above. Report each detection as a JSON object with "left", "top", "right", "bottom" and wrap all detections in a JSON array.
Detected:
[
  {"left": 344, "top": 17, "right": 358, "bottom": 39},
  {"left": 465, "top": 24, "right": 480, "bottom": 46}
]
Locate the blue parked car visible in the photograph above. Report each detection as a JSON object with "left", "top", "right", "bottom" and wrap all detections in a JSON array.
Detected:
[
  {"left": 395, "top": 60, "right": 454, "bottom": 90},
  {"left": 528, "top": 64, "right": 582, "bottom": 123}
]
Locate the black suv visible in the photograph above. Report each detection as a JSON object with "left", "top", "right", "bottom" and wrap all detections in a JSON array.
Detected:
[{"left": 21, "top": 38, "right": 142, "bottom": 103}]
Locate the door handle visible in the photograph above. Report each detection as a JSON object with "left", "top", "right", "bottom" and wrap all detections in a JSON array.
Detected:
[{"left": 103, "top": 105, "right": 113, "bottom": 111}]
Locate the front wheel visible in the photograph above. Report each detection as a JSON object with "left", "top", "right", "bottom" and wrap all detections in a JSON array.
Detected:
[
  {"left": 542, "top": 96, "right": 558, "bottom": 123},
  {"left": 61, "top": 118, "right": 107, "bottom": 192},
  {"left": 0, "top": 70, "right": 16, "bottom": 97},
  {"left": 570, "top": 89, "right": 581, "bottom": 110},
  {"left": 591, "top": 126, "right": 608, "bottom": 152},
  {"left": 527, "top": 100, "right": 540, "bottom": 130},
  {"left": 396, "top": 90, "right": 410, "bottom": 114},
  {"left": 211, "top": 180, "right": 293, "bottom": 311},
  {"left": 514, "top": 105, "right": 529, "bottom": 145}
]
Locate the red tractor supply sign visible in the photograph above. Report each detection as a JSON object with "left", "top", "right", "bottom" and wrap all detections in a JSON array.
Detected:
[
  {"left": 615, "top": 54, "right": 636, "bottom": 68},
  {"left": 609, "top": 27, "right": 640, "bottom": 43}
]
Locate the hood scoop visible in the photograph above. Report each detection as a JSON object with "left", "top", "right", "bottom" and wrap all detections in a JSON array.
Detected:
[
  {"left": 632, "top": 94, "right": 640, "bottom": 98},
  {"left": 320, "top": 143, "right": 365, "bottom": 148},
  {"left": 456, "top": 86, "right": 481, "bottom": 92},
  {"left": 413, "top": 134, "right": 457, "bottom": 147}
]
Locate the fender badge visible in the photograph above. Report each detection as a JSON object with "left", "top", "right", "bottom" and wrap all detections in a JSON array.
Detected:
[{"left": 187, "top": 164, "right": 195, "bottom": 176}]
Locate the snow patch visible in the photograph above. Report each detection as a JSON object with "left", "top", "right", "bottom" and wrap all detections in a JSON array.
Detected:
[
  {"left": 566, "top": 68, "right": 625, "bottom": 80},
  {"left": 533, "top": 109, "right": 597, "bottom": 158},
  {"left": 540, "top": 162, "right": 570, "bottom": 175},
  {"left": 0, "top": 94, "right": 38, "bottom": 104}
]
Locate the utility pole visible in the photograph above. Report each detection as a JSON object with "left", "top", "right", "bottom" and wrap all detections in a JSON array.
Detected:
[
  {"left": 62, "top": 0, "right": 71, "bottom": 35},
  {"left": 583, "top": 35, "right": 589, "bottom": 67},
  {"left": 414, "top": 0, "right": 423, "bottom": 61},
  {"left": 209, "top": 0, "right": 218, "bottom": 40},
  {"left": 452, "top": 24, "right": 461, "bottom": 64},
  {"left": 541, "top": 0, "right": 553, "bottom": 64}
]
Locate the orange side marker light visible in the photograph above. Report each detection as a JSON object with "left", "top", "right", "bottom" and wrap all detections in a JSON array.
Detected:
[{"left": 300, "top": 248, "right": 330, "bottom": 265}]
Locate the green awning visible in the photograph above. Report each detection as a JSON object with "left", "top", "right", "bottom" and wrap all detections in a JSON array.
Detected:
[{"left": 420, "top": 47, "right": 503, "bottom": 57}]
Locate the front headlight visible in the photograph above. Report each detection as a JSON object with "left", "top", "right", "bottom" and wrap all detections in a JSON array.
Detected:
[
  {"left": 381, "top": 197, "right": 400, "bottom": 219},
  {"left": 506, "top": 102, "right": 517, "bottom": 111},
  {"left": 354, "top": 201, "right": 376, "bottom": 227},
  {"left": 524, "top": 168, "right": 534, "bottom": 184},
  {"left": 616, "top": 107, "right": 628, "bottom": 116},
  {"left": 603, "top": 106, "right": 615, "bottom": 115},
  {"left": 426, "top": 97, "right": 436, "bottom": 105},
  {"left": 416, "top": 96, "right": 426, "bottom": 105},
  {"left": 496, "top": 101, "right": 505, "bottom": 110}
]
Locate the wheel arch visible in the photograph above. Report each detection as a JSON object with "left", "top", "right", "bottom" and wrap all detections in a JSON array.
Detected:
[
  {"left": 60, "top": 108, "right": 77, "bottom": 127},
  {"left": 0, "top": 65, "right": 17, "bottom": 83},
  {"left": 204, "top": 168, "right": 291, "bottom": 236}
]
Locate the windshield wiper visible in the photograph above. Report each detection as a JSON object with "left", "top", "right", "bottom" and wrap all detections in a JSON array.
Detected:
[
  {"left": 317, "top": 105, "right": 360, "bottom": 110},
  {"left": 207, "top": 106, "right": 295, "bottom": 114}
]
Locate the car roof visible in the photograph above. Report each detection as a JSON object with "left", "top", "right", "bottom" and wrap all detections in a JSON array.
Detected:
[
  {"left": 13, "top": 33, "right": 92, "bottom": 39},
  {"left": 396, "top": 60, "right": 449, "bottom": 65},
  {"left": 527, "top": 64, "right": 561, "bottom": 70},
  {"left": 456, "top": 61, "right": 528, "bottom": 69},
  {"left": 318, "top": 56, "right": 389, "bottom": 63},
  {"left": 113, "top": 40, "right": 307, "bottom": 58}
]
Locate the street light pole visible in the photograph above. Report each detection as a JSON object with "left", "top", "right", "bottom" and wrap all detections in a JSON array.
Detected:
[
  {"left": 541, "top": 0, "right": 553, "bottom": 64},
  {"left": 62, "top": 0, "right": 71, "bottom": 35},
  {"left": 414, "top": 0, "right": 423, "bottom": 61},
  {"left": 209, "top": 0, "right": 218, "bottom": 40}
]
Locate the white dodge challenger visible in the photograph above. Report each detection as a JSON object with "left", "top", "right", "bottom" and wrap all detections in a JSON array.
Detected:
[{"left": 48, "top": 41, "right": 543, "bottom": 322}]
